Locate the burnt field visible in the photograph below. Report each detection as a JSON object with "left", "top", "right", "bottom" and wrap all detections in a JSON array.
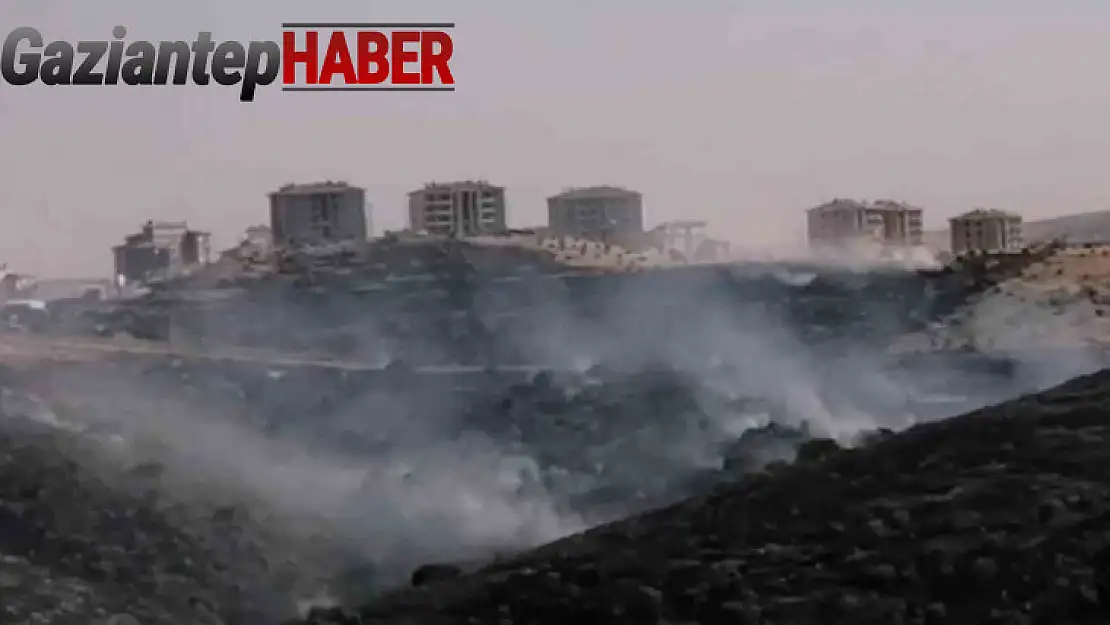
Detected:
[{"left": 0, "top": 253, "right": 1097, "bottom": 624}]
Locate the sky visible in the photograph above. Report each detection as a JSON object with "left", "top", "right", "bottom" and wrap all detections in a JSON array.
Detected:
[{"left": 3, "top": 1, "right": 1110, "bottom": 278}]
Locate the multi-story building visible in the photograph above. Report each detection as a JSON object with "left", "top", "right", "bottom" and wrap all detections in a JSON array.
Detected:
[
  {"left": 650, "top": 220, "right": 706, "bottom": 257},
  {"left": 407, "top": 180, "right": 508, "bottom": 237},
  {"left": 268, "top": 181, "right": 368, "bottom": 249},
  {"left": 244, "top": 225, "right": 273, "bottom": 248},
  {"left": 949, "top": 208, "right": 1023, "bottom": 255},
  {"left": 547, "top": 186, "right": 644, "bottom": 241},
  {"left": 806, "top": 199, "right": 923, "bottom": 247},
  {"left": 112, "top": 220, "right": 210, "bottom": 284}
]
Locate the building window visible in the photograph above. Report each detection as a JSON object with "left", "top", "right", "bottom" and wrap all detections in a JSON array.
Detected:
[{"left": 311, "top": 196, "right": 331, "bottom": 223}]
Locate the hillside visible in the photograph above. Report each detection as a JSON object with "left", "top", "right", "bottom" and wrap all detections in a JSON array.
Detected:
[
  {"left": 894, "top": 243, "right": 1110, "bottom": 353},
  {"left": 300, "top": 368, "right": 1110, "bottom": 624}
]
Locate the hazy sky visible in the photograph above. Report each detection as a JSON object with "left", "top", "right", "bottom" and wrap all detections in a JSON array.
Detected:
[{"left": 4, "top": 1, "right": 1110, "bottom": 277}]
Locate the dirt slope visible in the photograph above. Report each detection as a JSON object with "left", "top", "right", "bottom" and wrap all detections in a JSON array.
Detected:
[{"left": 300, "top": 370, "right": 1110, "bottom": 624}]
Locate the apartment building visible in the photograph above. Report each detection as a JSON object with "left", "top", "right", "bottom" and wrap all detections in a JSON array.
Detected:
[
  {"left": 268, "top": 181, "right": 368, "bottom": 249},
  {"left": 407, "top": 180, "right": 508, "bottom": 237},
  {"left": 806, "top": 199, "right": 924, "bottom": 247},
  {"left": 547, "top": 186, "right": 644, "bottom": 241},
  {"left": 949, "top": 208, "right": 1023, "bottom": 255},
  {"left": 112, "top": 220, "right": 210, "bottom": 284}
]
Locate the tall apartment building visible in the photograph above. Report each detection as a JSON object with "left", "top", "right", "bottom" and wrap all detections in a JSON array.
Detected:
[
  {"left": 268, "top": 181, "right": 368, "bottom": 249},
  {"left": 949, "top": 208, "right": 1023, "bottom": 255},
  {"left": 407, "top": 180, "right": 507, "bottom": 237},
  {"left": 547, "top": 186, "right": 644, "bottom": 241},
  {"left": 806, "top": 199, "right": 923, "bottom": 247}
]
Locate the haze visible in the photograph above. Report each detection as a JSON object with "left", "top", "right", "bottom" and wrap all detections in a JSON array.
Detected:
[{"left": 3, "top": 0, "right": 1110, "bottom": 278}]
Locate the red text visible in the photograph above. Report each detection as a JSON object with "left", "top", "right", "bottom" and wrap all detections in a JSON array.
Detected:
[{"left": 282, "top": 29, "right": 454, "bottom": 87}]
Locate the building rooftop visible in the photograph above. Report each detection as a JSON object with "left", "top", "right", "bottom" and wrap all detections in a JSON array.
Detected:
[
  {"left": 149, "top": 220, "right": 189, "bottom": 230},
  {"left": 808, "top": 198, "right": 921, "bottom": 213},
  {"left": 549, "top": 186, "right": 641, "bottom": 201},
  {"left": 807, "top": 199, "right": 867, "bottom": 212},
  {"left": 270, "top": 181, "right": 363, "bottom": 196},
  {"left": 950, "top": 208, "right": 1022, "bottom": 222},
  {"left": 869, "top": 199, "right": 922, "bottom": 212},
  {"left": 115, "top": 220, "right": 209, "bottom": 251},
  {"left": 408, "top": 180, "right": 502, "bottom": 195}
]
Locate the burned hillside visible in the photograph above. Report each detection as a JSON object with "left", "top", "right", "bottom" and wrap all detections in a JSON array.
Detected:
[
  {"left": 0, "top": 245, "right": 1083, "bottom": 624},
  {"left": 302, "top": 368, "right": 1110, "bottom": 625}
]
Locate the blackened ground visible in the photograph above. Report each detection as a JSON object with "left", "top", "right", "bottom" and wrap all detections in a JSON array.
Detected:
[
  {"left": 0, "top": 376, "right": 350, "bottom": 625},
  {"left": 299, "top": 369, "right": 1110, "bottom": 625},
  {"left": 0, "top": 420, "right": 290, "bottom": 624},
  {"left": 0, "top": 347, "right": 1021, "bottom": 624}
]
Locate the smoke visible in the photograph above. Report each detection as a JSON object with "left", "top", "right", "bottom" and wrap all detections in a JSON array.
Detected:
[
  {"left": 916, "top": 270, "right": 1108, "bottom": 390},
  {"left": 3, "top": 246, "right": 1104, "bottom": 615},
  {"left": 723, "top": 234, "right": 943, "bottom": 272},
  {"left": 20, "top": 364, "right": 584, "bottom": 584}
]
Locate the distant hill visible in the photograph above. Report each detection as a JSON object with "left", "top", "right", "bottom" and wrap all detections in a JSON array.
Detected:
[{"left": 924, "top": 210, "right": 1110, "bottom": 251}]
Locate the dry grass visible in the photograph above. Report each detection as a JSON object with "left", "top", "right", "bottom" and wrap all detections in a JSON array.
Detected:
[{"left": 896, "top": 245, "right": 1110, "bottom": 353}]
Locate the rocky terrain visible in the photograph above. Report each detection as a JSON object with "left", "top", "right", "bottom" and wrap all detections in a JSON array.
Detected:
[
  {"left": 299, "top": 368, "right": 1110, "bottom": 624},
  {"left": 896, "top": 244, "right": 1110, "bottom": 353}
]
